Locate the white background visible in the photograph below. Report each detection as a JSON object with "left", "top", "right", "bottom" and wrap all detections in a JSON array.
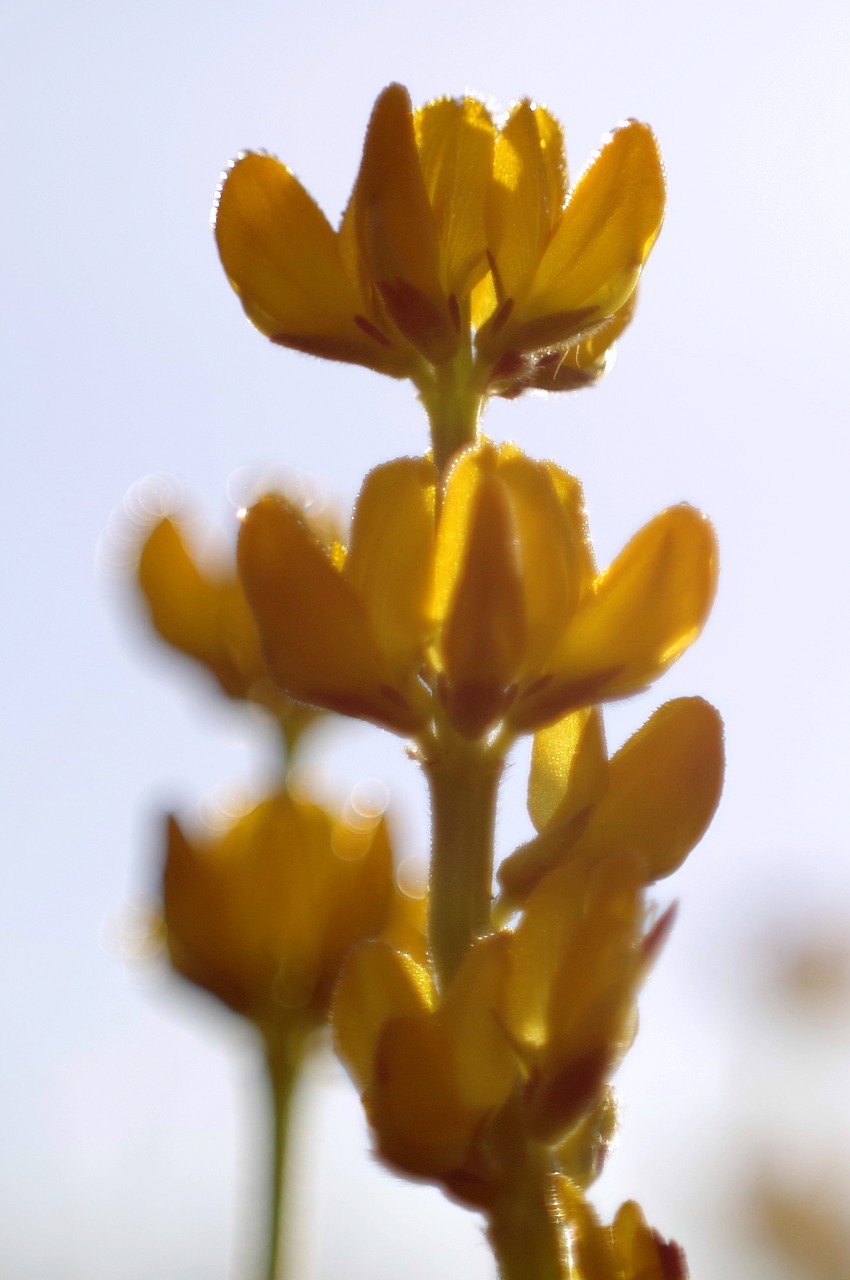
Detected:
[{"left": 3, "top": 0, "right": 849, "bottom": 1276}]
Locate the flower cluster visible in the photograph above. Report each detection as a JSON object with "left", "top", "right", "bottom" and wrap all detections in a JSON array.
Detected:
[
  {"left": 237, "top": 442, "right": 717, "bottom": 742},
  {"left": 134, "top": 81, "right": 723, "bottom": 1280}
]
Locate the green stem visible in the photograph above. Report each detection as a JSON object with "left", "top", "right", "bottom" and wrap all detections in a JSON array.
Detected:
[
  {"left": 419, "top": 350, "right": 485, "bottom": 475},
  {"left": 487, "top": 1165, "right": 564, "bottom": 1280},
  {"left": 424, "top": 734, "right": 502, "bottom": 989},
  {"left": 261, "top": 1026, "right": 307, "bottom": 1280},
  {"left": 483, "top": 1131, "right": 563, "bottom": 1280}
]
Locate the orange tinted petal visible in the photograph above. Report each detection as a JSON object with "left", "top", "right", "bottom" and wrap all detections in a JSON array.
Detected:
[{"left": 238, "top": 496, "right": 427, "bottom": 733}]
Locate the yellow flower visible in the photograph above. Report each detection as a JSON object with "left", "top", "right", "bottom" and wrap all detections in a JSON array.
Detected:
[
  {"left": 214, "top": 84, "right": 492, "bottom": 380},
  {"left": 236, "top": 456, "right": 437, "bottom": 734},
  {"left": 333, "top": 854, "right": 661, "bottom": 1197},
  {"left": 162, "top": 788, "right": 421, "bottom": 1031},
  {"left": 499, "top": 697, "right": 725, "bottom": 909},
  {"left": 214, "top": 84, "right": 665, "bottom": 409},
  {"left": 332, "top": 934, "right": 518, "bottom": 1204},
  {"left": 237, "top": 442, "right": 717, "bottom": 740}
]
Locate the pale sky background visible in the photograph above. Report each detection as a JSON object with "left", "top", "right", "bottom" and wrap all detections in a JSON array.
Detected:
[{"left": 3, "top": 0, "right": 850, "bottom": 1277}]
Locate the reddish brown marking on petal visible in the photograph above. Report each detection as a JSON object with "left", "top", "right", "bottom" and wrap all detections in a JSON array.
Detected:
[
  {"left": 490, "top": 297, "right": 514, "bottom": 335},
  {"left": 526, "top": 1048, "right": 610, "bottom": 1142},
  {"left": 654, "top": 1235, "right": 689, "bottom": 1280},
  {"left": 271, "top": 330, "right": 392, "bottom": 369},
  {"left": 354, "top": 314, "right": 393, "bottom": 346},
  {"left": 377, "top": 279, "right": 457, "bottom": 363},
  {"left": 378, "top": 682, "right": 413, "bottom": 711},
  {"left": 518, "top": 672, "right": 553, "bottom": 699},
  {"left": 489, "top": 350, "right": 531, "bottom": 384},
  {"left": 513, "top": 668, "right": 627, "bottom": 730},
  {"left": 447, "top": 292, "right": 461, "bottom": 333},
  {"left": 642, "top": 903, "right": 678, "bottom": 965},
  {"left": 485, "top": 249, "right": 506, "bottom": 304}
]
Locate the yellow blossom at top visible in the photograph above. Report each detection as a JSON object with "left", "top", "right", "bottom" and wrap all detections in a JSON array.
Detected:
[{"left": 214, "top": 84, "right": 665, "bottom": 456}]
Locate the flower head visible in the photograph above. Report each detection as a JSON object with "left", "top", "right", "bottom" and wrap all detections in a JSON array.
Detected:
[
  {"left": 237, "top": 442, "right": 717, "bottom": 741},
  {"left": 214, "top": 84, "right": 665, "bottom": 452}
]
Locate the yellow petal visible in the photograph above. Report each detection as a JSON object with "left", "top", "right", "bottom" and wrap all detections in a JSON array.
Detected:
[
  {"left": 414, "top": 95, "right": 495, "bottom": 300},
  {"left": 498, "top": 452, "right": 586, "bottom": 676},
  {"left": 370, "top": 1014, "right": 479, "bottom": 1177},
  {"left": 137, "top": 517, "right": 266, "bottom": 700},
  {"left": 566, "top": 697, "right": 725, "bottom": 880},
  {"left": 504, "top": 860, "right": 586, "bottom": 1049},
  {"left": 512, "top": 504, "right": 718, "bottom": 730},
  {"left": 524, "top": 120, "right": 665, "bottom": 324},
  {"left": 439, "top": 934, "right": 517, "bottom": 1111},
  {"left": 612, "top": 1201, "right": 687, "bottom": 1278},
  {"left": 137, "top": 518, "right": 220, "bottom": 665},
  {"left": 238, "top": 496, "right": 427, "bottom": 733},
  {"left": 165, "top": 793, "right": 388, "bottom": 1024},
  {"left": 488, "top": 101, "right": 567, "bottom": 302},
  {"left": 332, "top": 940, "right": 433, "bottom": 1090},
  {"left": 564, "top": 1193, "right": 620, "bottom": 1280},
  {"left": 525, "top": 859, "right": 644, "bottom": 1139},
  {"left": 215, "top": 152, "right": 397, "bottom": 371},
  {"left": 440, "top": 468, "right": 527, "bottom": 736},
  {"left": 322, "top": 814, "right": 397, "bottom": 974},
  {"left": 344, "top": 456, "right": 437, "bottom": 674},
  {"left": 528, "top": 706, "right": 608, "bottom": 834},
  {"left": 354, "top": 84, "right": 455, "bottom": 361}
]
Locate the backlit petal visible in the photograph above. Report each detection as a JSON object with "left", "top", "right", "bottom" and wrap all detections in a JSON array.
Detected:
[
  {"left": 355, "top": 84, "right": 455, "bottom": 360},
  {"left": 440, "top": 469, "right": 527, "bottom": 736},
  {"left": 415, "top": 96, "right": 495, "bottom": 299},
  {"left": 524, "top": 120, "right": 665, "bottom": 322},
  {"left": 332, "top": 940, "right": 434, "bottom": 1089},
  {"left": 345, "top": 456, "right": 437, "bottom": 673},
  {"left": 238, "top": 496, "right": 427, "bottom": 732},
  {"left": 528, "top": 706, "right": 608, "bottom": 833},
  {"left": 512, "top": 504, "right": 718, "bottom": 729},
  {"left": 566, "top": 697, "right": 725, "bottom": 880},
  {"left": 439, "top": 934, "right": 517, "bottom": 1110},
  {"left": 501, "top": 452, "right": 586, "bottom": 674},
  {"left": 215, "top": 153, "right": 369, "bottom": 351},
  {"left": 488, "top": 101, "right": 567, "bottom": 301}
]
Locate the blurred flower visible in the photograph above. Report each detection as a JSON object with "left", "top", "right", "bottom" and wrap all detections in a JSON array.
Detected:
[
  {"left": 499, "top": 697, "right": 725, "bottom": 910},
  {"left": 333, "top": 853, "right": 658, "bottom": 1205},
  {"left": 214, "top": 83, "right": 664, "bottom": 403},
  {"left": 137, "top": 516, "right": 320, "bottom": 749},
  {"left": 163, "top": 788, "right": 424, "bottom": 1035},
  {"left": 755, "top": 1173, "right": 850, "bottom": 1280},
  {"left": 237, "top": 442, "right": 717, "bottom": 740}
]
